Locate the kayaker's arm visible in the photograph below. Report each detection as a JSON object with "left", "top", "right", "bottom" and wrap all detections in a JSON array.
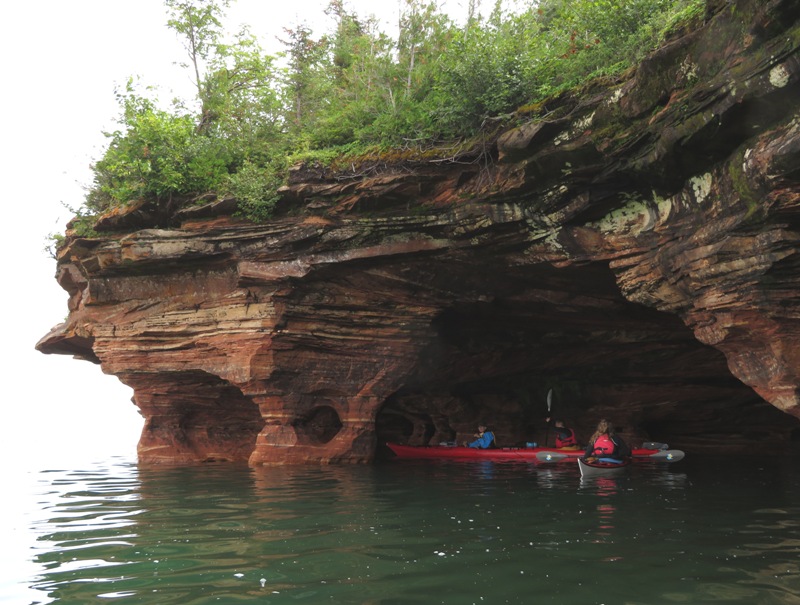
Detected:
[{"left": 467, "top": 431, "right": 495, "bottom": 449}]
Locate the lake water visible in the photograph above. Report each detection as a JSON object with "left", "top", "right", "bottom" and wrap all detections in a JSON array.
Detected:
[{"left": 4, "top": 454, "right": 800, "bottom": 605}]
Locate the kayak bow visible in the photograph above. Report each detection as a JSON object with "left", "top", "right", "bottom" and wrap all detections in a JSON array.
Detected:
[{"left": 578, "top": 456, "right": 632, "bottom": 477}]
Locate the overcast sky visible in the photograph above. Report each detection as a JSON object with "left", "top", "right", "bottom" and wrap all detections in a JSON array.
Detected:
[{"left": 0, "top": 0, "right": 483, "bottom": 468}]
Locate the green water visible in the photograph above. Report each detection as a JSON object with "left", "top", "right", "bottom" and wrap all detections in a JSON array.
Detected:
[{"left": 6, "top": 455, "right": 800, "bottom": 604}]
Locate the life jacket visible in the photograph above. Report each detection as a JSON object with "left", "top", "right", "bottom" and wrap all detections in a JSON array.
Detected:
[
  {"left": 555, "top": 428, "right": 577, "bottom": 448},
  {"left": 591, "top": 434, "right": 616, "bottom": 456}
]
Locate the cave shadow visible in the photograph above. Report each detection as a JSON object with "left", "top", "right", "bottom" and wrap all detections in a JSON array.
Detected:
[{"left": 374, "top": 261, "right": 788, "bottom": 455}]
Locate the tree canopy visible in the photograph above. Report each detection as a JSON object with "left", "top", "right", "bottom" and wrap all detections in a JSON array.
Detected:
[{"left": 83, "top": 0, "right": 705, "bottom": 223}]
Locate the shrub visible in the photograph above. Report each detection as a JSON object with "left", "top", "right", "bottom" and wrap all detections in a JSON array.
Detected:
[
  {"left": 226, "top": 159, "right": 286, "bottom": 221},
  {"left": 87, "top": 82, "right": 197, "bottom": 211}
]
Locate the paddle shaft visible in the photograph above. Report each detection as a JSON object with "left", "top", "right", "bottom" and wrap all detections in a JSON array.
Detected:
[
  {"left": 537, "top": 449, "right": 685, "bottom": 463},
  {"left": 545, "top": 389, "right": 552, "bottom": 446}
]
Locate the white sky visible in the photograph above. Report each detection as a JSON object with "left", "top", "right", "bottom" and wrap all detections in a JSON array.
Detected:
[{"left": 0, "top": 0, "right": 481, "bottom": 469}]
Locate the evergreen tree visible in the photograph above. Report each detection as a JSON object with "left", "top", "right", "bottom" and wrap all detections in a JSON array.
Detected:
[{"left": 280, "top": 22, "right": 331, "bottom": 142}]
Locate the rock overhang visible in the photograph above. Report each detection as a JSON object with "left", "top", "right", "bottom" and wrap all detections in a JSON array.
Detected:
[{"left": 37, "top": 0, "right": 800, "bottom": 463}]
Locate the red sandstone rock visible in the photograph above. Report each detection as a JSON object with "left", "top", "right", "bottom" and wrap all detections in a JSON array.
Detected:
[{"left": 38, "top": 0, "right": 800, "bottom": 463}]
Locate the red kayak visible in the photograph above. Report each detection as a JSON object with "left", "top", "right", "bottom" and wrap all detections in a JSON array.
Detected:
[{"left": 385, "top": 442, "right": 679, "bottom": 462}]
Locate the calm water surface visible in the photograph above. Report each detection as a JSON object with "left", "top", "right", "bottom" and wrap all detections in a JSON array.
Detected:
[{"left": 5, "top": 454, "right": 800, "bottom": 604}]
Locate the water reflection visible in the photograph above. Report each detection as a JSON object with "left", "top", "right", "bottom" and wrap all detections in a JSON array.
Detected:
[
  {"left": 15, "top": 456, "right": 800, "bottom": 604},
  {"left": 578, "top": 474, "right": 622, "bottom": 495}
]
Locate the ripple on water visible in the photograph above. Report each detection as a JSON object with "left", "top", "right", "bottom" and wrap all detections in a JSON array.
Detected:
[{"left": 8, "top": 456, "right": 800, "bottom": 604}]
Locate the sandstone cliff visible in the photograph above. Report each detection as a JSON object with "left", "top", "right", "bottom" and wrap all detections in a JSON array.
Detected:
[{"left": 38, "top": 0, "right": 800, "bottom": 463}]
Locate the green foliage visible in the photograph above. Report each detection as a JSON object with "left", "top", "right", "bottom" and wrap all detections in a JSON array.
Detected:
[
  {"left": 279, "top": 22, "right": 333, "bottom": 141},
  {"left": 80, "top": 0, "right": 706, "bottom": 226},
  {"left": 226, "top": 159, "right": 286, "bottom": 221},
  {"left": 658, "top": 0, "right": 706, "bottom": 38},
  {"left": 203, "top": 30, "right": 283, "bottom": 155},
  {"left": 46, "top": 203, "right": 98, "bottom": 257},
  {"left": 45, "top": 232, "right": 65, "bottom": 259},
  {"left": 428, "top": 10, "right": 542, "bottom": 136},
  {"left": 166, "top": 0, "right": 230, "bottom": 104},
  {"left": 428, "top": 0, "right": 707, "bottom": 138},
  {"left": 87, "top": 81, "right": 197, "bottom": 211},
  {"left": 87, "top": 4, "right": 285, "bottom": 219}
]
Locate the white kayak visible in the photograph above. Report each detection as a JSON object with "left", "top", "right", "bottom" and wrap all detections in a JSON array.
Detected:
[{"left": 578, "top": 456, "right": 632, "bottom": 478}]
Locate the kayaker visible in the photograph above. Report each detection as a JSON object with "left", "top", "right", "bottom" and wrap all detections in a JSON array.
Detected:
[
  {"left": 545, "top": 417, "right": 578, "bottom": 448},
  {"left": 584, "top": 419, "right": 630, "bottom": 461},
  {"left": 465, "top": 425, "right": 496, "bottom": 449}
]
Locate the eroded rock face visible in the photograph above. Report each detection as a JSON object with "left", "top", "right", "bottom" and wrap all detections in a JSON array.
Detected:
[{"left": 38, "top": 0, "right": 800, "bottom": 463}]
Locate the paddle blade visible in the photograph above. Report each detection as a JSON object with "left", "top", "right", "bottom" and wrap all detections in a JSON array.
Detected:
[
  {"left": 536, "top": 451, "right": 568, "bottom": 462},
  {"left": 648, "top": 449, "right": 685, "bottom": 462},
  {"left": 547, "top": 389, "right": 553, "bottom": 412}
]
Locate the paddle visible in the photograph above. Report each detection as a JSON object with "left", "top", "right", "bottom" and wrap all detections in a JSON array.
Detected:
[
  {"left": 646, "top": 449, "right": 685, "bottom": 462},
  {"left": 538, "top": 449, "right": 685, "bottom": 463},
  {"left": 544, "top": 388, "right": 553, "bottom": 446},
  {"left": 579, "top": 449, "right": 684, "bottom": 462},
  {"left": 535, "top": 451, "right": 569, "bottom": 462}
]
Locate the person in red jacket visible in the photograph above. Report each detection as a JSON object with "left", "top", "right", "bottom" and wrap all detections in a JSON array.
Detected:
[
  {"left": 546, "top": 417, "right": 578, "bottom": 448},
  {"left": 585, "top": 419, "right": 630, "bottom": 461}
]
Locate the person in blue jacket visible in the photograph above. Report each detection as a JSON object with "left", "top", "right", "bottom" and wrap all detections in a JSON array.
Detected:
[{"left": 466, "top": 425, "right": 496, "bottom": 448}]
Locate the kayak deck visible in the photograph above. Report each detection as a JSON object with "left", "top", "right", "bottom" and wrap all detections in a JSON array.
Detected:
[{"left": 578, "top": 456, "right": 632, "bottom": 477}]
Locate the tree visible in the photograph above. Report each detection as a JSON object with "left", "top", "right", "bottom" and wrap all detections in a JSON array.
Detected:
[
  {"left": 397, "top": 0, "right": 451, "bottom": 100},
  {"left": 203, "top": 28, "right": 282, "bottom": 159},
  {"left": 279, "top": 22, "right": 331, "bottom": 139},
  {"left": 165, "top": 0, "right": 230, "bottom": 127},
  {"left": 304, "top": 2, "right": 397, "bottom": 147}
]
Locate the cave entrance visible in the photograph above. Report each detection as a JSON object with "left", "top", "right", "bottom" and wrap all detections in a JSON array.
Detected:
[
  {"left": 375, "top": 261, "right": 782, "bottom": 454},
  {"left": 132, "top": 370, "right": 263, "bottom": 463},
  {"left": 375, "top": 405, "right": 442, "bottom": 446}
]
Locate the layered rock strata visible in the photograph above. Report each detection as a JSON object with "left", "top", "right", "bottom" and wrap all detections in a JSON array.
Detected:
[{"left": 39, "top": 0, "right": 800, "bottom": 463}]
